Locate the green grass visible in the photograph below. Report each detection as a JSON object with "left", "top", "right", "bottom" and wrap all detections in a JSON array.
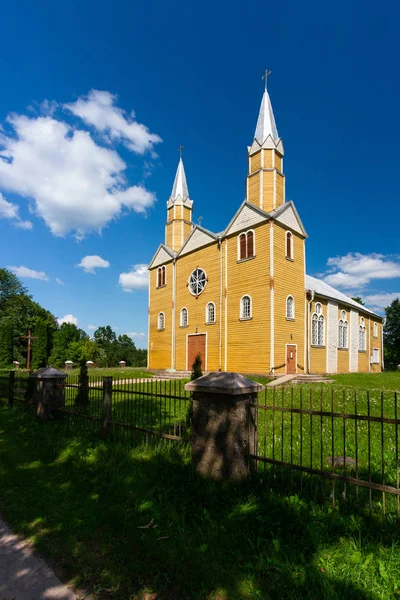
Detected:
[
  {"left": 328, "top": 372, "right": 400, "bottom": 391},
  {"left": 1, "top": 405, "right": 400, "bottom": 600},
  {"left": 67, "top": 366, "right": 152, "bottom": 379}
]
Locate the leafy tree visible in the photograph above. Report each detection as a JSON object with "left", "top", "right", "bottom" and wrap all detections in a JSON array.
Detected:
[
  {"left": 75, "top": 358, "right": 89, "bottom": 406},
  {"left": 94, "top": 326, "right": 117, "bottom": 367},
  {"left": 49, "top": 322, "right": 88, "bottom": 366},
  {"left": 31, "top": 318, "right": 49, "bottom": 369},
  {"left": 352, "top": 296, "right": 365, "bottom": 306},
  {"left": 383, "top": 298, "right": 400, "bottom": 370},
  {"left": 0, "top": 268, "right": 27, "bottom": 307},
  {"left": 191, "top": 353, "right": 203, "bottom": 381},
  {"left": 0, "top": 318, "right": 14, "bottom": 367}
]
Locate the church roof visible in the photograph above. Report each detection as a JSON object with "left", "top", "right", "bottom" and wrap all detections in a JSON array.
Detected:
[
  {"left": 254, "top": 88, "right": 279, "bottom": 145},
  {"left": 167, "top": 158, "right": 193, "bottom": 208},
  {"left": 306, "top": 275, "right": 381, "bottom": 318}
]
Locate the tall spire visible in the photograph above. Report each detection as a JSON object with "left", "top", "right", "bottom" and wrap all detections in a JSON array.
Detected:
[
  {"left": 253, "top": 69, "right": 279, "bottom": 144},
  {"left": 170, "top": 157, "right": 189, "bottom": 203}
]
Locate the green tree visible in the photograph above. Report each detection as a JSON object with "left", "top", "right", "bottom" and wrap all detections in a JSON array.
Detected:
[
  {"left": 191, "top": 353, "right": 203, "bottom": 381},
  {"left": 383, "top": 298, "right": 400, "bottom": 370},
  {"left": 50, "top": 322, "right": 88, "bottom": 366},
  {"left": 31, "top": 318, "right": 49, "bottom": 369},
  {"left": 75, "top": 358, "right": 89, "bottom": 406},
  {"left": 0, "top": 318, "right": 14, "bottom": 367},
  {"left": 94, "top": 326, "right": 117, "bottom": 367},
  {"left": 352, "top": 296, "right": 365, "bottom": 306}
]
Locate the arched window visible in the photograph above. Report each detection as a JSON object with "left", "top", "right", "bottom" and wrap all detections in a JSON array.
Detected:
[
  {"left": 157, "top": 265, "right": 166, "bottom": 287},
  {"left": 374, "top": 322, "right": 378, "bottom": 338},
  {"left": 286, "top": 231, "right": 293, "bottom": 260},
  {"left": 238, "top": 230, "right": 255, "bottom": 260},
  {"left": 286, "top": 295, "right": 294, "bottom": 320},
  {"left": 312, "top": 303, "right": 324, "bottom": 345},
  {"left": 206, "top": 302, "right": 216, "bottom": 324},
  {"left": 359, "top": 317, "right": 366, "bottom": 351},
  {"left": 338, "top": 311, "right": 348, "bottom": 349},
  {"left": 158, "top": 312, "right": 165, "bottom": 330},
  {"left": 240, "top": 295, "right": 252, "bottom": 320},
  {"left": 180, "top": 307, "right": 188, "bottom": 327}
]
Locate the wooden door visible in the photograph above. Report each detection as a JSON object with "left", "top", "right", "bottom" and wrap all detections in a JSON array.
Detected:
[
  {"left": 286, "top": 345, "right": 297, "bottom": 374},
  {"left": 187, "top": 335, "right": 206, "bottom": 370}
]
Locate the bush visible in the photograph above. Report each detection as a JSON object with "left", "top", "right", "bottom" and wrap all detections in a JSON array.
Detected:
[{"left": 190, "top": 353, "right": 203, "bottom": 381}]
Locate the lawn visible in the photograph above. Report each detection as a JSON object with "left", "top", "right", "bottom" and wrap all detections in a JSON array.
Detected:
[
  {"left": 328, "top": 372, "right": 400, "bottom": 391},
  {"left": 66, "top": 366, "right": 153, "bottom": 379},
  {"left": 0, "top": 404, "right": 399, "bottom": 599}
]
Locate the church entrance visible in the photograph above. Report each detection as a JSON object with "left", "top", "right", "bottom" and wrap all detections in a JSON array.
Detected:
[
  {"left": 286, "top": 344, "right": 297, "bottom": 374},
  {"left": 187, "top": 334, "right": 206, "bottom": 371}
]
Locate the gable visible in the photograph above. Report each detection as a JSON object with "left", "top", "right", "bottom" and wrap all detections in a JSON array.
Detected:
[
  {"left": 225, "top": 203, "right": 268, "bottom": 236},
  {"left": 149, "top": 245, "right": 174, "bottom": 269},
  {"left": 274, "top": 204, "right": 305, "bottom": 236},
  {"left": 179, "top": 228, "right": 216, "bottom": 257}
]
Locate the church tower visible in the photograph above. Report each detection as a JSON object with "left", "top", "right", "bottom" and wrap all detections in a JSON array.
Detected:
[
  {"left": 165, "top": 155, "right": 193, "bottom": 252},
  {"left": 246, "top": 72, "right": 285, "bottom": 212}
]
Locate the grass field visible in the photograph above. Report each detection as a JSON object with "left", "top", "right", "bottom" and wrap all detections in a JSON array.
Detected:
[
  {"left": 328, "top": 372, "right": 400, "bottom": 391},
  {"left": 0, "top": 405, "right": 399, "bottom": 599}
]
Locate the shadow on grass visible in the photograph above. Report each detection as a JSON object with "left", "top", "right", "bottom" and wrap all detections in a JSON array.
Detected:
[{"left": 0, "top": 406, "right": 399, "bottom": 600}]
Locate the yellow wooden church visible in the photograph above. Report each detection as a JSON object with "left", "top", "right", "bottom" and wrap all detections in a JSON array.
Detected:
[{"left": 148, "top": 78, "right": 383, "bottom": 375}]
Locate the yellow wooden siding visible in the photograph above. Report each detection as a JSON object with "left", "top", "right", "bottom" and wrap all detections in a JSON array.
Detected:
[
  {"left": 275, "top": 152, "right": 282, "bottom": 172},
  {"left": 276, "top": 173, "right": 284, "bottom": 206},
  {"left": 262, "top": 171, "right": 274, "bottom": 212},
  {"left": 175, "top": 206, "right": 183, "bottom": 219},
  {"left": 263, "top": 149, "right": 273, "bottom": 168},
  {"left": 167, "top": 208, "right": 173, "bottom": 222},
  {"left": 273, "top": 224, "right": 305, "bottom": 374},
  {"left": 183, "top": 206, "right": 191, "bottom": 221},
  {"left": 247, "top": 172, "right": 261, "bottom": 207},
  {"left": 337, "top": 350, "right": 349, "bottom": 373},
  {"left": 166, "top": 223, "right": 173, "bottom": 248},
  {"left": 175, "top": 242, "right": 221, "bottom": 371},
  {"left": 309, "top": 298, "right": 328, "bottom": 374},
  {"left": 225, "top": 223, "right": 270, "bottom": 374},
  {"left": 183, "top": 222, "right": 192, "bottom": 243},
  {"left": 250, "top": 151, "right": 261, "bottom": 172},
  {"left": 148, "top": 266, "right": 172, "bottom": 369}
]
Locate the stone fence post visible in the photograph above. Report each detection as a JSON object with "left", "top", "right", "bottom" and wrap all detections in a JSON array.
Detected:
[
  {"left": 30, "top": 367, "right": 67, "bottom": 421},
  {"left": 185, "top": 372, "right": 264, "bottom": 481}
]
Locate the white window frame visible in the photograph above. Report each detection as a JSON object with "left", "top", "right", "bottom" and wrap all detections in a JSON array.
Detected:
[
  {"left": 372, "top": 347, "right": 380, "bottom": 364},
  {"left": 240, "top": 294, "right": 252, "bottom": 320},
  {"left": 374, "top": 322, "right": 378, "bottom": 338},
  {"left": 286, "top": 295, "right": 295, "bottom": 320},
  {"left": 312, "top": 303, "right": 324, "bottom": 346},
  {"left": 158, "top": 312, "right": 165, "bottom": 331},
  {"left": 338, "top": 311, "right": 348, "bottom": 349},
  {"left": 157, "top": 265, "right": 166, "bottom": 288},
  {"left": 285, "top": 230, "right": 294, "bottom": 260},
  {"left": 206, "top": 302, "right": 216, "bottom": 324},
  {"left": 180, "top": 307, "right": 188, "bottom": 328},
  {"left": 359, "top": 317, "right": 366, "bottom": 352},
  {"left": 188, "top": 268, "right": 207, "bottom": 297},
  {"left": 237, "top": 229, "right": 256, "bottom": 261}
]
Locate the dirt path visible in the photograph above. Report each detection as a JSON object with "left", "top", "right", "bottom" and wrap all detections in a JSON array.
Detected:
[{"left": 0, "top": 517, "right": 81, "bottom": 600}]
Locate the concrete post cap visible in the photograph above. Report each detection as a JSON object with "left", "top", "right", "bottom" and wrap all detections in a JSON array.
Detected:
[
  {"left": 185, "top": 372, "right": 264, "bottom": 395},
  {"left": 30, "top": 366, "right": 68, "bottom": 379}
]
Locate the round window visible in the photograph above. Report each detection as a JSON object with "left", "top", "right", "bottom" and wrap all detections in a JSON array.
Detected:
[{"left": 188, "top": 268, "right": 207, "bottom": 296}]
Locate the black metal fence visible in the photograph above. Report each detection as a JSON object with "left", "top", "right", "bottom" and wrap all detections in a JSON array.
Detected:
[{"left": 250, "top": 386, "right": 400, "bottom": 519}]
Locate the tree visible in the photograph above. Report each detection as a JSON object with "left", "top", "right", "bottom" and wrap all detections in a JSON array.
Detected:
[
  {"left": 49, "top": 322, "right": 88, "bottom": 366},
  {"left": 0, "top": 268, "right": 27, "bottom": 307},
  {"left": 383, "top": 298, "right": 400, "bottom": 370},
  {"left": 0, "top": 318, "right": 14, "bottom": 367},
  {"left": 352, "top": 296, "right": 365, "bottom": 306},
  {"left": 31, "top": 318, "right": 49, "bottom": 369},
  {"left": 94, "top": 326, "right": 117, "bottom": 367},
  {"left": 191, "top": 353, "right": 203, "bottom": 381},
  {"left": 75, "top": 358, "right": 89, "bottom": 406}
]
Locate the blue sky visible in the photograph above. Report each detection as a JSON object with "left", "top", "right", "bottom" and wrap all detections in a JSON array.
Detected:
[{"left": 1, "top": 0, "right": 399, "bottom": 347}]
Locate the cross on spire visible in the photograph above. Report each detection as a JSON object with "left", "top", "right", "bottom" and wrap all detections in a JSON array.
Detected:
[
  {"left": 261, "top": 68, "right": 272, "bottom": 90},
  {"left": 178, "top": 144, "right": 184, "bottom": 158}
]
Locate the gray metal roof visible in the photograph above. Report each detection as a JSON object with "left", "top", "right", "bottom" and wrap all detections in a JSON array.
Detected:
[
  {"left": 254, "top": 89, "right": 279, "bottom": 145},
  {"left": 170, "top": 158, "right": 190, "bottom": 203},
  {"left": 31, "top": 366, "right": 68, "bottom": 378},
  {"left": 306, "top": 275, "right": 381, "bottom": 318}
]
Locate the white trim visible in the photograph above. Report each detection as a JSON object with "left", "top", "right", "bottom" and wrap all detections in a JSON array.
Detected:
[
  {"left": 286, "top": 294, "right": 295, "bottom": 320},
  {"left": 180, "top": 306, "right": 189, "bottom": 327},
  {"left": 368, "top": 316, "right": 371, "bottom": 372},
  {"left": 237, "top": 229, "right": 256, "bottom": 261},
  {"left": 156, "top": 264, "right": 167, "bottom": 288},
  {"left": 374, "top": 322, "right": 378, "bottom": 338},
  {"left": 186, "top": 332, "right": 208, "bottom": 371},
  {"left": 273, "top": 170, "right": 276, "bottom": 209},
  {"left": 372, "top": 347, "right": 380, "bottom": 364},
  {"left": 158, "top": 312, "right": 165, "bottom": 331},
  {"left": 147, "top": 267, "right": 151, "bottom": 369},
  {"left": 181, "top": 220, "right": 184, "bottom": 247},
  {"left": 270, "top": 221, "right": 274, "bottom": 373},
  {"left": 188, "top": 267, "right": 207, "bottom": 296},
  {"left": 271, "top": 149, "right": 275, "bottom": 168},
  {"left": 260, "top": 169, "right": 264, "bottom": 210},
  {"left": 171, "top": 260, "right": 176, "bottom": 368},
  {"left": 285, "top": 230, "right": 294, "bottom": 260},
  {"left": 219, "top": 237, "right": 223, "bottom": 371},
  {"left": 206, "top": 301, "right": 216, "bottom": 324},
  {"left": 285, "top": 343, "right": 298, "bottom": 375},
  {"left": 224, "top": 238, "right": 228, "bottom": 372},
  {"left": 240, "top": 294, "right": 252, "bottom": 320}
]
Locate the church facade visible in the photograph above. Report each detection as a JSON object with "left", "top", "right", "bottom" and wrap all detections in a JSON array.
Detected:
[{"left": 148, "top": 81, "right": 383, "bottom": 375}]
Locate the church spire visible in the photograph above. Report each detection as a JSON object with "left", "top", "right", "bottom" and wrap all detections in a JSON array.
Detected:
[
  {"left": 165, "top": 149, "right": 193, "bottom": 251},
  {"left": 254, "top": 69, "right": 279, "bottom": 145},
  {"left": 170, "top": 157, "right": 190, "bottom": 203}
]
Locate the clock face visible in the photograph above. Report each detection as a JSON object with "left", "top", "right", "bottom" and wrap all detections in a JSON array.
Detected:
[{"left": 188, "top": 268, "right": 207, "bottom": 296}]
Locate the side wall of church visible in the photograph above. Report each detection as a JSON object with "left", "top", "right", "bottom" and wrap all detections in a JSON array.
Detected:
[
  {"left": 148, "top": 262, "right": 173, "bottom": 369},
  {"left": 273, "top": 224, "right": 306, "bottom": 374},
  {"left": 309, "top": 297, "right": 328, "bottom": 373}
]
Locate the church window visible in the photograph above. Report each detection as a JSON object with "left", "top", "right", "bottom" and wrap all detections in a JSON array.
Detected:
[
  {"left": 372, "top": 348, "right": 380, "bottom": 364},
  {"left": 312, "top": 314, "right": 318, "bottom": 345},
  {"left": 180, "top": 308, "right": 188, "bottom": 327},
  {"left": 206, "top": 302, "right": 216, "bottom": 324},
  {"left": 240, "top": 295, "right": 252, "bottom": 320},
  {"left": 374, "top": 322, "right": 378, "bottom": 338},
  {"left": 188, "top": 268, "right": 207, "bottom": 296},
  {"left": 286, "top": 231, "right": 293, "bottom": 260},
  {"left": 158, "top": 312, "right": 165, "bottom": 330},
  {"left": 157, "top": 265, "right": 166, "bottom": 287},
  {"left": 338, "top": 311, "right": 348, "bottom": 349},
  {"left": 359, "top": 317, "right": 366, "bottom": 351},
  {"left": 312, "top": 303, "right": 324, "bottom": 345},
  {"left": 286, "top": 295, "right": 294, "bottom": 320},
  {"left": 238, "top": 230, "right": 255, "bottom": 260}
]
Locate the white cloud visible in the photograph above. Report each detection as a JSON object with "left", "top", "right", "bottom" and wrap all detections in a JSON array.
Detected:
[
  {"left": 55, "top": 277, "right": 64, "bottom": 285},
  {"left": 0, "top": 96, "right": 160, "bottom": 238},
  {"left": 0, "top": 192, "right": 33, "bottom": 230},
  {"left": 77, "top": 255, "right": 110, "bottom": 274},
  {"left": 119, "top": 264, "right": 148, "bottom": 292},
  {"left": 9, "top": 265, "right": 48, "bottom": 280},
  {"left": 87, "top": 324, "right": 97, "bottom": 330},
  {"left": 322, "top": 253, "right": 400, "bottom": 289},
  {"left": 64, "top": 90, "right": 162, "bottom": 155},
  {"left": 125, "top": 332, "right": 146, "bottom": 338},
  {"left": 363, "top": 292, "right": 400, "bottom": 311},
  {"left": 58, "top": 314, "right": 78, "bottom": 326}
]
